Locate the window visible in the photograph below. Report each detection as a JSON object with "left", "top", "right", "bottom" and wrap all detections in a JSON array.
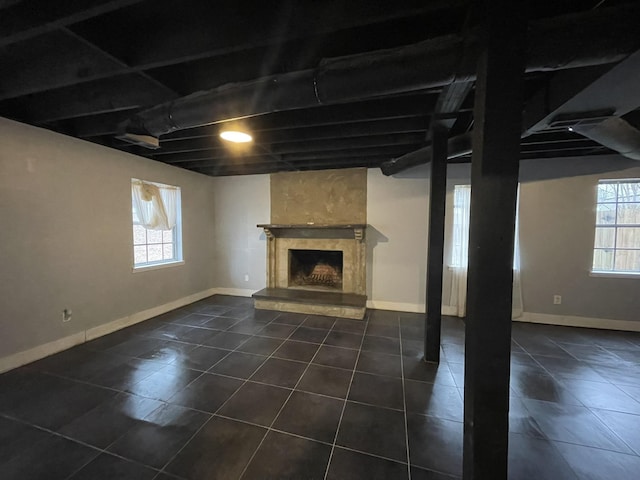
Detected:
[
  {"left": 131, "top": 179, "right": 182, "bottom": 269},
  {"left": 592, "top": 179, "right": 640, "bottom": 274},
  {"left": 448, "top": 184, "right": 522, "bottom": 318},
  {"left": 451, "top": 185, "right": 471, "bottom": 268},
  {"left": 450, "top": 184, "right": 520, "bottom": 269}
]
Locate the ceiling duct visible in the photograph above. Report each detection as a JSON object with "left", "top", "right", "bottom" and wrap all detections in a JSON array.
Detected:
[
  {"left": 119, "top": 4, "right": 640, "bottom": 147},
  {"left": 571, "top": 117, "right": 640, "bottom": 161}
]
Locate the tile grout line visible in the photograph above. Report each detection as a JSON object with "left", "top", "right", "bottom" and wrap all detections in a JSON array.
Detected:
[
  {"left": 0, "top": 302, "right": 258, "bottom": 479},
  {"left": 398, "top": 315, "right": 412, "bottom": 480},
  {"left": 6, "top": 340, "right": 240, "bottom": 479},
  {"left": 322, "top": 312, "right": 371, "bottom": 480},
  {"left": 0, "top": 411, "right": 171, "bottom": 480},
  {"left": 89, "top": 314, "right": 267, "bottom": 475},
  {"left": 215, "top": 410, "right": 421, "bottom": 467},
  {"left": 10, "top": 301, "right": 640, "bottom": 478},
  {"left": 60, "top": 309, "right": 282, "bottom": 479},
  {"left": 236, "top": 316, "right": 342, "bottom": 480},
  {"left": 146, "top": 304, "right": 268, "bottom": 480},
  {"left": 155, "top": 311, "right": 316, "bottom": 478},
  {"left": 511, "top": 335, "right": 640, "bottom": 461},
  {"left": 151, "top": 315, "right": 370, "bottom": 475}
]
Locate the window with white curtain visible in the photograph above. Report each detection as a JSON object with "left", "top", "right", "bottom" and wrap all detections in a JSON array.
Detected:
[
  {"left": 592, "top": 179, "right": 640, "bottom": 274},
  {"left": 451, "top": 185, "right": 471, "bottom": 269},
  {"left": 131, "top": 178, "right": 182, "bottom": 269},
  {"left": 448, "top": 184, "right": 522, "bottom": 318}
]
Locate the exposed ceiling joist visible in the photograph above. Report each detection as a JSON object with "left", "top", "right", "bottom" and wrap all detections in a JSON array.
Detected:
[
  {"left": 2, "top": 1, "right": 639, "bottom": 177},
  {"left": 0, "top": 0, "right": 144, "bottom": 47},
  {"left": 6, "top": 74, "right": 176, "bottom": 123},
  {"left": 382, "top": 39, "right": 640, "bottom": 175},
  {"left": 122, "top": 3, "right": 640, "bottom": 143}
]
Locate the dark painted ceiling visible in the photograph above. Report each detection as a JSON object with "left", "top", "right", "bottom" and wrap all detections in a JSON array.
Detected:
[{"left": 1, "top": 0, "right": 639, "bottom": 176}]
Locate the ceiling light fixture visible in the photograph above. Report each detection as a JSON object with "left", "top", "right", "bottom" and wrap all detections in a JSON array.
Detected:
[{"left": 220, "top": 130, "right": 253, "bottom": 143}]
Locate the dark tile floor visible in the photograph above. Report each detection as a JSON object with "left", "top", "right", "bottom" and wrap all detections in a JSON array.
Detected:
[{"left": 1, "top": 295, "right": 640, "bottom": 479}]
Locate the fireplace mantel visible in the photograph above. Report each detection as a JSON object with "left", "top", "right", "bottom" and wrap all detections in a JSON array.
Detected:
[{"left": 257, "top": 224, "right": 366, "bottom": 242}]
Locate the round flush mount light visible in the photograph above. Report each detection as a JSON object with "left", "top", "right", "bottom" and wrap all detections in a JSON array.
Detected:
[{"left": 220, "top": 130, "right": 253, "bottom": 143}]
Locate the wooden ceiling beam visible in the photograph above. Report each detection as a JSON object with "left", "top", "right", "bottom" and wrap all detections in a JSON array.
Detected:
[
  {"left": 71, "top": 109, "right": 141, "bottom": 138},
  {"left": 193, "top": 156, "right": 387, "bottom": 177},
  {"left": 151, "top": 132, "right": 424, "bottom": 157},
  {"left": 3, "top": 74, "right": 176, "bottom": 123},
  {"left": 278, "top": 133, "right": 425, "bottom": 155},
  {"left": 0, "top": 0, "right": 144, "bottom": 47},
  {"left": 162, "top": 93, "right": 438, "bottom": 141},
  {"left": 74, "top": 0, "right": 463, "bottom": 70},
  {"left": 159, "top": 144, "right": 419, "bottom": 167},
  {"left": 154, "top": 117, "right": 429, "bottom": 153},
  {"left": 0, "top": 30, "right": 127, "bottom": 101}
]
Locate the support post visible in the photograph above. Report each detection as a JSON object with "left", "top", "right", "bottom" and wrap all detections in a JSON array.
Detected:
[
  {"left": 424, "top": 126, "right": 448, "bottom": 363},
  {"left": 463, "top": 1, "right": 527, "bottom": 479}
]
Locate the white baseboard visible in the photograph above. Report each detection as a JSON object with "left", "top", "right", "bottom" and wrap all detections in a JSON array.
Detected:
[
  {"left": 366, "top": 300, "right": 423, "bottom": 313},
  {"left": 365, "top": 300, "right": 459, "bottom": 317},
  {"left": 0, "top": 331, "right": 86, "bottom": 374},
  {"left": 6, "top": 289, "right": 637, "bottom": 375},
  {"left": 517, "top": 312, "right": 640, "bottom": 332},
  {"left": 362, "top": 302, "right": 640, "bottom": 332},
  {"left": 212, "top": 287, "right": 255, "bottom": 297},
  {"left": 0, "top": 287, "right": 220, "bottom": 374},
  {"left": 86, "top": 287, "right": 219, "bottom": 340}
]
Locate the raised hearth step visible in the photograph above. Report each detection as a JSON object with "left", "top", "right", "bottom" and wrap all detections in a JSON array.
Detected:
[{"left": 252, "top": 288, "right": 366, "bottom": 307}]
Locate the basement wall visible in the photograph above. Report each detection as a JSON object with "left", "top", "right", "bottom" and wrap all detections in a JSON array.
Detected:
[
  {"left": 0, "top": 118, "right": 217, "bottom": 368},
  {"left": 210, "top": 174, "right": 270, "bottom": 294},
  {"left": 517, "top": 156, "right": 640, "bottom": 325},
  {"left": 2, "top": 114, "right": 638, "bottom": 372},
  {"left": 443, "top": 156, "right": 640, "bottom": 327},
  {"left": 212, "top": 157, "right": 640, "bottom": 329}
]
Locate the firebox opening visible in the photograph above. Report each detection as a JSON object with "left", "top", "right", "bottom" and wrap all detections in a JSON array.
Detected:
[{"left": 289, "top": 249, "right": 343, "bottom": 291}]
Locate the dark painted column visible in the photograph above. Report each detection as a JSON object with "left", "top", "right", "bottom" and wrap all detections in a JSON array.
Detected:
[
  {"left": 463, "top": 1, "right": 527, "bottom": 479},
  {"left": 424, "top": 127, "right": 448, "bottom": 363}
]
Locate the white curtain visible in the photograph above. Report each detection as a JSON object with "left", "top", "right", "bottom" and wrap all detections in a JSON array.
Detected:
[
  {"left": 447, "top": 184, "right": 523, "bottom": 318},
  {"left": 131, "top": 180, "right": 178, "bottom": 231},
  {"left": 449, "top": 185, "right": 471, "bottom": 317},
  {"left": 511, "top": 192, "right": 524, "bottom": 319}
]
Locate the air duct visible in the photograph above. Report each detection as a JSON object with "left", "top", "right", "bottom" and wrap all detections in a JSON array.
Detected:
[
  {"left": 571, "top": 117, "right": 640, "bottom": 161},
  {"left": 119, "top": 4, "right": 640, "bottom": 146}
]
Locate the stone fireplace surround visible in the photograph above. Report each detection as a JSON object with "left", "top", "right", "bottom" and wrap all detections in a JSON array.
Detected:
[
  {"left": 253, "top": 224, "right": 367, "bottom": 319},
  {"left": 252, "top": 168, "right": 368, "bottom": 320}
]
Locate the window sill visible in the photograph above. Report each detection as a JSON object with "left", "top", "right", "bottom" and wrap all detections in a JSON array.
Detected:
[
  {"left": 590, "top": 270, "right": 640, "bottom": 279},
  {"left": 133, "top": 260, "right": 184, "bottom": 273}
]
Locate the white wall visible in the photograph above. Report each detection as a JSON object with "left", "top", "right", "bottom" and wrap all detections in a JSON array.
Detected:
[
  {"left": 518, "top": 157, "right": 640, "bottom": 323},
  {"left": 0, "top": 118, "right": 217, "bottom": 362},
  {"left": 210, "top": 174, "right": 270, "bottom": 293},
  {"left": 366, "top": 167, "right": 429, "bottom": 311},
  {"left": 206, "top": 158, "right": 640, "bottom": 327},
  {"left": 441, "top": 157, "right": 640, "bottom": 326}
]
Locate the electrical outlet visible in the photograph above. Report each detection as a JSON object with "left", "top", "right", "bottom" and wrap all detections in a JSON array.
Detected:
[
  {"left": 553, "top": 295, "right": 562, "bottom": 305},
  {"left": 62, "top": 309, "right": 72, "bottom": 322},
  {"left": 244, "top": 274, "right": 249, "bottom": 282}
]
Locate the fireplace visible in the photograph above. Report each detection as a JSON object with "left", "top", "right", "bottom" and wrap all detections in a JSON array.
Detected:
[
  {"left": 289, "top": 249, "right": 343, "bottom": 290},
  {"left": 252, "top": 168, "right": 367, "bottom": 319},
  {"left": 253, "top": 224, "right": 367, "bottom": 319}
]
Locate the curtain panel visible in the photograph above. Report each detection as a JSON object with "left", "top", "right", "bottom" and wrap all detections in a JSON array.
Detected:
[
  {"left": 447, "top": 185, "right": 523, "bottom": 319},
  {"left": 131, "top": 179, "right": 178, "bottom": 231}
]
